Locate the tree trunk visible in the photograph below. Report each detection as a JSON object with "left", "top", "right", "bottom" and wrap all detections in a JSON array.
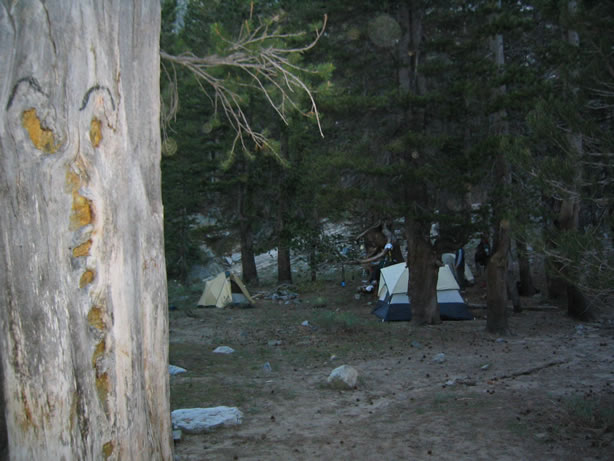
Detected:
[
  {"left": 406, "top": 220, "right": 440, "bottom": 325},
  {"left": 277, "top": 124, "right": 292, "bottom": 284},
  {"left": 549, "top": 1, "right": 590, "bottom": 320},
  {"left": 238, "top": 165, "right": 258, "bottom": 285},
  {"left": 397, "top": 2, "right": 437, "bottom": 324},
  {"left": 239, "top": 217, "right": 258, "bottom": 285},
  {"left": 0, "top": 2, "right": 172, "bottom": 460},
  {"left": 487, "top": 221, "right": 511, "bottom": 334},
  {"left": 487, "top": 0, "right": 519, "bottom": 323}
]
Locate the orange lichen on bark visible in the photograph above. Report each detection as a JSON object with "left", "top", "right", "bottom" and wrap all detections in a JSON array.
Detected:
[
  {"left": 22, "top": 108, "right": 59, "bottom": 153},
  {"left": 92, "top": 339, "right": 106, "bottom": 368},
  {"left": 71, "top": 193, "right": 93, "bottom": 230},
  {"left": 80, "top": 269, "right": 95, "bottom": 288},
  {"left": 66, "top": 169, "right": 93, "bottom": 230},
  {"left": 72, "top": 239, "right": 92, "bottom": 257},
  {"left": 102, "top": 441, "right": 114, "bottom": 460},
  {"left": 87, "top": 305, "right": 106, "bottom": 330},
  {"left": 95, "top": 372, "right": 110, "bottom": 406},
  {"left": 90, "top": 118, "right": 102, "bottom": 147}
]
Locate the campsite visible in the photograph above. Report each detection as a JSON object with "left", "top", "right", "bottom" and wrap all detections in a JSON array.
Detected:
[
  {"left": 168, "top": 267, "right": 614, "bottom": 460},
  {"left": 3, "top": 2, "right": 614, "bottom": 460}
]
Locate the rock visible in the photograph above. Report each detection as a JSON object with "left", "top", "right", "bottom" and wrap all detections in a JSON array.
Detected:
[
  {"left": 169, "top": 365, "right": 187, "bottom": 376},
  {"left": 432, "top": 353, "right": 446, "bottom": 363},
  {"left": 327, "top": 365, "right": 358, "bottom": 389},
  {"left": 213, "top": 346, "right": 235, "bottom": 354},
  {"left": 267, "top": 339, "right": 282, "bottom": 346},
  {"left": 172, "top": 429, "right": 182, "bottom": 442},
  {"left": 411, "top": 341, "right": 423, "bottom": 349},
  {"left": 480, "top": 363, "right": 491, "bottom": 371},
  {"left": 301, "top": 320, "right": 310, "bottom": 327},
  {"left": 263, "top": 362, "right": 272, "bottom": 372},
  {"left": 171, "top": 407, "right": 243, "bottom": 434}
]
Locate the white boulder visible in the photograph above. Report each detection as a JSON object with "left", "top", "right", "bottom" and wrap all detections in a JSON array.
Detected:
[
  {"left": 327, "top": 364, "right": 358, "bottom": 389},
  {"left": 213, "top": 346, "right": 235, "bottom": 354},
  {"left": 171, "top": 406, "right": 243, "bottom": 434}
]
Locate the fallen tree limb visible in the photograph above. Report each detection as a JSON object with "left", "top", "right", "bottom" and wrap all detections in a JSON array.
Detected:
[{"left": 491, "top": 359, "right": 567, "bottom": 381}]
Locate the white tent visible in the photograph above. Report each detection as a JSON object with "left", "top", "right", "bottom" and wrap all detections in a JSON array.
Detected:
[{"left": 373, "top": 263, "right": 472, "bottom": 321}]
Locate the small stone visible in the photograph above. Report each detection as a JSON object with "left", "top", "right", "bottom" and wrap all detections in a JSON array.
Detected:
[
  {"left": 411, "top": 341, "right": 423, "bottom": 349},
  {"left": 480, "top": 363, "right": 491, "bottom": 371},
  {"left": 301, "top": 320, "right": 310, "bottom": 327},
  {"left": 169, "top": 365, "right": 187, "bottom": 376},
  {"left": 173, "top": 429, "right": 182, "bottom": 441},
  {"left": 213, "top": 346, "right": 235, "bottom": 354},
  {"left": 267, "top": 339, "right": 282, "bottom": 347},
  {"left": 263, "top": 362, "right": 272, "bottom": 372},
  {"left": 432, "top": 353, "right": 446, "bottom": 363}
]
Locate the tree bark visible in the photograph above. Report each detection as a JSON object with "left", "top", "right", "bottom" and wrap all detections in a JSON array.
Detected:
[
  {"left": 407, "top": 220, "right": 440, "bottom": 325},
  {"left": 487, "top": 221, "right": 511, "bottom": 334},
  {"left": 277, "top": 123, "right": 292, "bottom": 284},
  {"left": 397, "top": 2, "right": 438, "bottom": 324},
  {"left": 487, "top": 0, "right": 519, "bottom": 323},
  {"left": 549, "top": 1, "right": 590, "bottom": 320},
  {"left": 0, "top": 2, "right": 172, "bottom": 460},
  {"left": 238, "top": 163, "right": 258, "bottom": 285}
]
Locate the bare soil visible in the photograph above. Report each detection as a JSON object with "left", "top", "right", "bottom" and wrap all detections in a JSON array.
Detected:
[{"left": 169, "top": 276, "right": 614, "bottom": 461}]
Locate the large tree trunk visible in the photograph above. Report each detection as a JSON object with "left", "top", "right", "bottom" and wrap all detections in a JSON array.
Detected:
[
  {"left": 397, "top": 2, "right": 438, "bottom": 324},
  {"left": 407, "top": 221, "right": 440, "bottom": 325},
  {"left": 487, "top": 221, "right": 511, "bottom": 334},
  {"left": 487, "top": 0, "right": 519, "bottom": 324},
  {"left": 549, "top": 1, "right": 590, "bottom": 320},
  {"left": 0, "top": 2, "right": 172, "bottom": 460}
]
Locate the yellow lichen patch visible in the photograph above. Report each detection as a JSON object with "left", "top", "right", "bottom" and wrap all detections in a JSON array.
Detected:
[
  {"left": 72, "top": 240, "right": 92, "bottom": 258},
  {"left": 79, "top": 269, "right": 95, "bottom": 288},
  {"left": 87, "top": 305, "right": 105, "bottom": 331},
  {"left": 70, "top": 193, "right": 93, "bottom": 230},
  {"left": 90, "top": 118, "right": 102, "bottom": 148},
  {"left": 22, "top": 108, "right": 59, "bottom": 153},
  {"left": 92, "top": 339, "right": 106, "bottom": 368},
  {"left": 102, "top": 441, "right": 114, "bottom": 460},
  {"left": 95, "top": 372, "right": 110, "bottom": 406}
]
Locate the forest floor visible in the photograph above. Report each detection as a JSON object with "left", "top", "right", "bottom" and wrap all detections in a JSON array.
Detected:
[{"left": 168, "top": 272, "right": 614, "bottom": 461}]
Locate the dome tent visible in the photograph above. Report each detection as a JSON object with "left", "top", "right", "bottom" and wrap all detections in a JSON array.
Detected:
[
  {"left": 372, "top": 263, "right": 473, "bottom": 321},
  {"left": 197, "top": 271, "right": 254, "bottom": 308}
]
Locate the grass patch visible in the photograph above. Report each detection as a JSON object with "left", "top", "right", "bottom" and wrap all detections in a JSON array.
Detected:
[
  {"left": 562, "top": 395, "right": 614, "bottom": 430},
  {"left": 311, "top": 310, "right": 366, "bottom": 332}
]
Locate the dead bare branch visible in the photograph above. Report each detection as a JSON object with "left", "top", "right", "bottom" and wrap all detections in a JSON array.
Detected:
[{"left": 160, "top": 15, "right": 327, "bottom": 159}]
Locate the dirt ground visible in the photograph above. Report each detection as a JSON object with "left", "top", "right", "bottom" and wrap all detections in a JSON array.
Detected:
[{"left": 168, "top": 275, "right": 614, "bottom": 461}]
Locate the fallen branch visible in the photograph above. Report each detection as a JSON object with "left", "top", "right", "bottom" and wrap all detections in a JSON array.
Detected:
[{"left": 491, "top": 359, "right": 567, "bottom": 381}]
